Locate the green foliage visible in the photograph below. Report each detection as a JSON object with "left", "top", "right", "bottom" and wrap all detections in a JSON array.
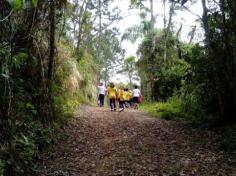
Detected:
[
  {"left": 7, "top": 0, "right": 39, "bottom": 10},
  {"left": 124, "top": 56, "right": 136, "bottom": 70},
  {"left": 156, "top": 59, "right": 191, "bottom": 101},
  {"left": 139, "top": 102, "right": 158, "bottom": 117},
  {"left": 174, "top": 44, "right": 213, "bottom": 124},
  {"left": 130, "top": 0, "right": 146, "bottom": 9},
  {"left": 54, "top": 90, "right": 85, "bottom": 122},
  {"left": 31, "top": 0, "right": 38, "bottom": 7},
  {"left": 155, "top": 97, "right": 182, "bottom": 120},
  {"left": 137, "top": 30, "right": 186, "bottom": 101},
  {"left": 53, "top": 42, "right": 98, "bottom": 123},
  {"left": 141, "top": 89, "right": 212, "bottom": 125},
  {"left": 178, "top": 83, "right": 209, "bottom": 124},
  {"left": 0, "top": 40, "right": 98, "bottom": 175},
  {"left": 138, "top": 37, "right": 213, "bottom": 124},
  {"left": 220, "top": 126, "right": 236, "bottom": 152},
  {"left": 1, "top": 0, "right": 100, "bottom": 174},
  {"left": 0, "top": 32, "right": 97, "bottom": 176},
  {"left": 90, "top": 31, "right": 123, "bottom": 84},
  {"left": 8, "top": 0, "right": 22, "bottom": 11},
  {"left": 12, "top": 52, "right": 28, "bottom": 69},
  {"left": 140, "top": 96, "right": 182, "bottom": 120},
  {"left": 118, "top": 55, "right": 138, "bottom": 88},
  {"left": 0, "top": 160, "right": 4, "bottom": 176},
  {"left": 0, "top": 118, "right": 55, "bottom": 175}
]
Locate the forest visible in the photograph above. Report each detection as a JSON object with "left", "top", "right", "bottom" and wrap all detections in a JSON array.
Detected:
[{"left": 0, "top": 0, "right": 236, "bottom": 175}]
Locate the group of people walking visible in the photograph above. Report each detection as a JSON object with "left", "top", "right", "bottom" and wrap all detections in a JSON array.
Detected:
[{"left": 97, "top": 82, "right": 142, "bottom": 112}]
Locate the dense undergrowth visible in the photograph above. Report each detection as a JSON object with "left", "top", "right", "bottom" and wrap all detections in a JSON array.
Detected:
[
  {"left": 0, "top": 0, "right": 116, "bottom": 174},
  {"left": 0, "top": 41, "right": 97, "bottom": 175},
  {"left": 139, "top": 43, "right": 236, "bottom": 152},
  {"left": 139, "top": 43, "right": 210, "bottom": 122},
  {"left": 140, "top": 98, "right": 236, "bottom": 152},
  {"left": 53, "top": 41, "right": 97, "bottom": 122},
  {"left": 140, "top": 96, "right": 209, "bottom": 124}
]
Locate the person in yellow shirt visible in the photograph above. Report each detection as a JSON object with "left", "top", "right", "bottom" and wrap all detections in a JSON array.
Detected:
[
  {"left": 117, "top": 88, "right": 121, "bottom": 108},
  {"left": 119, "top": 87, "right": 125, "bottom": 112},
  {"left": 124, "top": 88, "right": 128, "bottom": 108},
  {"left": 106, "top": 82, "right": 117, "bottom": 111}
]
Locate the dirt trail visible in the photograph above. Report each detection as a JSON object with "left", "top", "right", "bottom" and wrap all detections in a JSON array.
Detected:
[{"left": 40, "top": 105, "right": 236, "bottom": 176}]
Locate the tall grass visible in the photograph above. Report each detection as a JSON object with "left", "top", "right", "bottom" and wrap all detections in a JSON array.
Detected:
[{"left": 140, "top": 96, "right": 182, "bottom": 120}]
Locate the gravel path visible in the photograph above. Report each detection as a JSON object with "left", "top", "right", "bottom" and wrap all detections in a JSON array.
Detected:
[{"left": 40, "top": 105, "right": 236, "bottom": 176}]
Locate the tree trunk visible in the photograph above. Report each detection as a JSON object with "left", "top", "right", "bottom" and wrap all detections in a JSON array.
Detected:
[
  {"left": 176, "top": 24, "right": 182, "bottom": 59},
  {"left": 189, "top": 25, "right": 196, "bottom": 44},
  {"left": 150, "top": 0, "right": 156, "bottom": 101},
  {"left": 201, "top": 0, "right": 210, "bottom": 46},
  {"left": 226, "top": 0, "right": 236, "bottom": 122},
  {"left": 129, "top": 73, "right": 132, "bottom": 89},
  {"left": 201, "top": 0, "right": 225, "bottom": 121},
  {"left": 163, "top": 1, "right": 175, "bottom": 63},
  {"left": 47, "top": 0, "right": 55, "bottom": 122},
  {"left": 219, "top": 0, "right": 236, "bottom": 122},
  {"left": 58, "top": 6, "right": 66, "bottom": 42},
  {"left": 97, "top": 0, "right": 102, "bottom": 81},
  {"left": 76, "top": 0, "right": 88, "bottom": 52}
]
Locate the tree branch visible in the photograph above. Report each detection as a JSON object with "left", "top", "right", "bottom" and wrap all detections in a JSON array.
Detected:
[
  {"left": 182, "top": 5, "right": 202, "bottom": 20},
  {"left": 0, "top": 10, "right": 13, "bottom": 22}
]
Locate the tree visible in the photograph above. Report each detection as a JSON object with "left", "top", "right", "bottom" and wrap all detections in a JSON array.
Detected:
[
  {"left": 200, "top": 0, "right": 236, "bottom": 122},
  {"left": 47, "top": 0, "right": 56, "bottom": 121},
  {"left": 118, "top": 56, "right": 138, "bottom": 89},
  {"left": 97, "top": 31, "right": 124, "bottom": 85},
  {"left": 163, "top": 0, "right": 176, "bottom": 63},
  {"left": 136, "top": 29, "right": 182, "bottom": 100},
  {"left": 0, "top": 0, "right": 67, "bottom": 174},
  {"left": 126, "top": 0, "right": 158, "bottom": 100},
  {"left": 76, "top": 0, "right": 90, "bottom": 51}
]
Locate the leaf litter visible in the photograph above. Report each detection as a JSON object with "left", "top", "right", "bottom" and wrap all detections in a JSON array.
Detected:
[{"left": 39, "top": 105, "right": 236, "bottom": 176}]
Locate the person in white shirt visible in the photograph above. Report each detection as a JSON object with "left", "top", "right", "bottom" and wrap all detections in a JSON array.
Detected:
[
  {"left": 132, "top": 85, "right": 141, "bottom": 110},
  {"left": 97, "top": 82, "right": 106, "bottom": 107}
]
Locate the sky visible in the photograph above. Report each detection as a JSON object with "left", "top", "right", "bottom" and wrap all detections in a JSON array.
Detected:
[{"left": 109, "top": 0, "right": 204, "bottom": 84}]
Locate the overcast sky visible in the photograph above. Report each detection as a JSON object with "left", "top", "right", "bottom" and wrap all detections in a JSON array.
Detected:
[
  {"left": 115, "top": 0, "right": 203, "bottom": 55},
  {"left": 109, "top": 0, "right": 204, "bottom": 84}
]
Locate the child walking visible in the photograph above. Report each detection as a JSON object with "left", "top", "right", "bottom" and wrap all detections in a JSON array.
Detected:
[
  {"left": 132, "top": 85, "right": 141, "bottom": 110},
  {"left": 97, "top": 82, "right": 106, "bottom": 107},
  {"left": 119, "top": 87, "right": 125, "bottom": 112},
  {"left": 106, "top": 82, "right": 117, "bottom": 111}
]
